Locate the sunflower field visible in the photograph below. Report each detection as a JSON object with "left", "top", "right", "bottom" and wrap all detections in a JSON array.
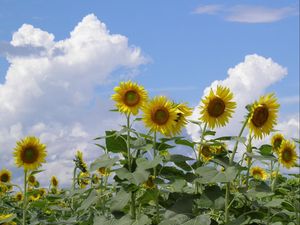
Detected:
[{"left": 0, "top": 81, "right": 299, "bottom": 225}]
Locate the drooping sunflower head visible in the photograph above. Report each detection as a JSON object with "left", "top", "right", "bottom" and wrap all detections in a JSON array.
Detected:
[
  {"left": 0, "top": 169, "right": 12, "bottom": 184},
  {"left": 248, "top": 93, "right": 279, "bottom": 139},
  {"left": 165, "top": 102, "right": 193, "bottom": 136},
  {"left": 28, "top": 175, "right": 36, "bottom": 186},
  {"left": 50, "top": 176, "right": 59, "bottom": 187},
  {"left": 271, "top": 133, "right": 285, "bottom": 153},
  {"left": 29, "top": 192, "right": 40, "bottom": 202},
  {"left": 250, "top": 166, "right": 268, "bottom": 181},
  {"left": 78, "top": 172, "right": 90, "bottom": 189},
  {"left": 278, "top": 140, "right": 298, "bottom": 169},
  {"left": 39, "top": 188, "right": 47, "bottom": 198},
  {"left": 98, "top": 167, "right": 110, "bottom": 177},
  {"left": 14, "top": 136, "right": 47, "bottom": 171},
  {"left": 15, "top": 192, "right": 23, "bottom": 201},
  {"left": 111, "top": 80, "right": 148, "bottom": 115},
  {"left": 199, "top": 85, "right": 236, "bottom": 129},
  {"left": 143, "top": 176, "right": 156, "bottom": 189},
  {"left": 91, "top": 174, "right": 100, "bottom": 184},
  {"left": 74, "top": 150, "right": 88, "bottom": 173},
  {"left": 142, "top": 96, "right": 178, "bottom": 135},
  {"left": 198, "top": 144, "right": 216, "bottom": 162}
]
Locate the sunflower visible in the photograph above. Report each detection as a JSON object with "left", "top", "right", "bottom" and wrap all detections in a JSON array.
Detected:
[
  {"left": 28, "top": 174, "right": 36, "bottom": 186},
  {"left": 14, "top": 136, "right": 47, "bottom": 171},
  {"left": 0, "top": 184, "right": 8, "bottom": 194},
  {"left": 271, "top": 133, "right": 285, "bottom": 153},
  {"left": 250, "top": 166, "right": 268, "bottom": 181},
  {"left": 278, "top": 140, "right": 298, "bottom": 169},
  {"left": 74, "top": 150, "right": 88, "bottom": 172},
  {"left": 248, "top": 93, "right": 279, "bottom": 139},
  {"left": 78, "top": 172, "right": 90, "bottom": 189},
  {"left": 143, "top": 96, "right": 178, "bottom": 135},
  {"left": 199, "top": 85, "right": 236, "bottom": 129},
  {"left": 50, "top": 176, "right": 59, "bottom": 187},
  {"left": 39, "top": 188, "right": 47, "bottom": 198},
  {"left": 0, "top": 169, "right": 12, "bottom": 183},
  {"left": 111, "top": 81, "right": 148, "bottom": 115},
  {"left": 143, "top": 176, "right": 156, "bottom": 189},
  {"left": 15, "top": 192, "right": 23, "bottom": 201},
  {"left": 91, "top": 174, "right": 100, "bottom": 184},
  {"left": 98, "top": 167, "right": 110, "bottom": 177},
  {"left": 29, "top": 192, "right": 40, "bottom": 202},
  {"left": 198, "top": 144, "right": 216, "bottom": 162},
  {"left": 165, "top": 102, "right": 193, "bottom": 136}
]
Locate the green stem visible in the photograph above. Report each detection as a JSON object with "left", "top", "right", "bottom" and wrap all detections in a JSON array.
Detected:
[
  {"left": 126, "top": 114, "right": 136, "bottom": 219},
  {"left": 153, "top": 131, "right": 160, "bottom": 223},
  {"left": 271, "top": 163, "right": 280, "bottom": 192},
  {"left": 22, "top": 170, "right": 28, "bottom": 225},
  {"left": 225, "top": 119, "right": 248, "bottom": 224},
  {"left": 245, "top": 135, "right": 253, "bottom": 191},
  {"left": 195, "top": 123, "right": 207, "bottom": 194}
]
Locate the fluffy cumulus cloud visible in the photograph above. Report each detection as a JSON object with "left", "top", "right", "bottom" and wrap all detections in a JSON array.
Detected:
[
  {"left": 0, "top": 14, "right": 147, "bottom": 186},
  {"left": 187, "top": 54, "right": 289, "bottom": 140},
  {"left": 186, "top": 54, "right": 300, "bottom": 172}
]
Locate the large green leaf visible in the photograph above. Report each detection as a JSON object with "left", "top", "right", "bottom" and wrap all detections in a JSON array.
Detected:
[
  {"left": 90, "top": 154, "right": 118, "bottom": 171},
  {"left": 105, "top": 130, "right": 127, "bottom": 154},
  {"left": 136, "top": 156, "right": 163, "bottom": 170},
  {"left": 110, "top": 189, "right": 131, "bottom": 211}
]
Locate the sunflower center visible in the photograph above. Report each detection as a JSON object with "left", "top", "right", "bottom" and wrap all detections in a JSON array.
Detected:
[
  {"left": 207, "top": 97, "right": 225, "bottom": 117},
  {"left": 0, "top": 174, "right": 9, "bottom": 182},
  {"left": 21, "top": 147, "right": 39, "bottom": 164},
  {"left": 28, "top": 176, "right": 36, "bottom": 183},
  {"left": 152, "top": 108, "right": 170, "bottom": 125},
  {"left": 273, "top": 138, "right": 283, "bottom": 149},
  {"left": 282, "top": 148, "right": 292, "bottom": 162},
  {"left": 124, "top": 90, "right": 140, "bottom": 107},
  {"left": 52, "top": 178, "right": 58, "bottom": 187},
  {"left": 201, "top": 146, "right": 212, "bottom": 157},
  {"left": 251, "top": 105, "right": 269, "bottom": 127}
]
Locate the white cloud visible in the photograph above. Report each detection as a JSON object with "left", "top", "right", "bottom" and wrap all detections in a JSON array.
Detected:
[
  {"left": 186, "top": 54, "right": 299, "bottom": 174},
  {"left": 0, "top": 14, "right": 147, "bottom": 187},
  {"left": 187, "top": 54, "right": 288, "bottom": 142},
  {"left": 226, "top": 5, "right": 298, "bottom": 23},
  {"left": 193, "top": 4, "right": 298, "bottom": 23},
  {"left": 193, "top": 4, "right": 222, "bottom": 15}
]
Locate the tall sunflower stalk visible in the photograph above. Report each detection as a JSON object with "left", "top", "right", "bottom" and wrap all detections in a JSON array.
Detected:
[
  {"left": 13, "top": 136, "right": 47, "bottom": 225},
  {"left": 111, "top": 81, "right": 148, "bottom": 219}
]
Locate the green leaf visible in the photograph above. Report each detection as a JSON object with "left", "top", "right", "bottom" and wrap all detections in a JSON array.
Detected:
[
  {"left": 174, "top": 139, "right": 195, "bottom": 149},
  {"left": 136, "top": 156, "right": 163, "bottom": 170},
  {"left": 90, "top": 154, "right": 118, "bottom": 171},
  {"left": 182, "top": 215, "right": 211, "bottom": 225},
  {"left": 264, "top": 199, "right": 284, "bottom": 207},
  {"left": 0, "top": 214, "right": 16, "bottom": 223},
  {"left": 259, "top": 144, "right": 273, "bottom": 156},
  {"left": 110, "top": 189, "right": 131, "bottom": 211},
  {"left": 168, "top": 154, "right": 194, "bottom": 162},
  {"left": 105, "top": 130, "right": 127, "bottom": 154},
  {"left": 77, "top": 189, "right": 98, "bottom": 211},
  {"left": 115, "top": 167, "right": 149, "bottom": 185}
]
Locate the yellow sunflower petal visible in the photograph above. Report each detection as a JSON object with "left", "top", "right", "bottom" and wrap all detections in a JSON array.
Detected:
[
  {"left": 111, "top": 81, "right": 148, "bottom": 115},
  {"left": 0, "top": 168, "right": 12, "bottom": 183},
  {"left": 142, "top": 96, "right": 178, "bottom": 135},
  {"left": 199, "top": 85, "right": 236, "bottom": 129},
  {"left": 248, "top": 93, "right": 279, "bottom": 139},
  {"left": 278, "top": 140, "right": 298, "bottom": 169},
  {"left": 250, "top": 166, "right": 268, "bottom": 181},
  {"left": 13, "top": 136, "right": 47, "bottom": 171}
]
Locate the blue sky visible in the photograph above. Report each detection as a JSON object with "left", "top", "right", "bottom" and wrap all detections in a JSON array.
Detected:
[
  {"left": 0, "top": 0, "right": 299, "bottom": 185},
  {"left": 1, "top": 0, "right": 299, "bottom": 105}
]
